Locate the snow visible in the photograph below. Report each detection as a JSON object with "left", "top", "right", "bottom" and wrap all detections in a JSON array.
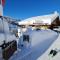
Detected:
[
  {"left": 37, "top": 33, "right": 60, "bottom": 60},
  {"left": 0, "top": 33, "right": 17, "bottom": 46},
  {"left": 19, "top": 11, "right": 59, "bottom": 25},
  {"left": 9, "top": 30, "right": 58, "bottom": 60}
]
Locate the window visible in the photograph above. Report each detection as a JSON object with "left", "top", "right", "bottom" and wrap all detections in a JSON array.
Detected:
[{"left": 23, "top": 35, "right": 29, "bottom": 42}]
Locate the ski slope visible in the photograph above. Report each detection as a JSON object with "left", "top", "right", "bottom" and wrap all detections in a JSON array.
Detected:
[
  {"left": 37, "top": 33, "right": 60, "bottom": 60},
  {"left": 9, "top": 30, "right": 58, "bottom": 60}
]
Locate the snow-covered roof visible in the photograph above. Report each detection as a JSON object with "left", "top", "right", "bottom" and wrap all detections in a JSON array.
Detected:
[{"left": 18, "top": 11, "right": 59, "bottom": 25}]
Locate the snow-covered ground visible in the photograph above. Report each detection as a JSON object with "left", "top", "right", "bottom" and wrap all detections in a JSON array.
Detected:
[
  {"left": 37, "top": 33, "right": 60, "bottom": 60},
  {"left": 9, "top": 30, "right": 58, "bottom": 60}
]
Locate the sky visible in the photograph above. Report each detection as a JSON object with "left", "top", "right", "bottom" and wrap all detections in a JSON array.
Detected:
[{"left": 3, "top": 0, "right": 60, "bottom": 20}]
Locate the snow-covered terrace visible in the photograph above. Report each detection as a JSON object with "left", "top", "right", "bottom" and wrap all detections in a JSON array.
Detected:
[{"left": 9, "top": 30, "right": 58, "bottom": 60}]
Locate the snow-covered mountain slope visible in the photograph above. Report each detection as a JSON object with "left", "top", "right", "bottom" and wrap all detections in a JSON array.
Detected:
[
  {"left": 37, "top": 33, "right": 60, "bottom": 60},
  {"left": 18, "top": 11, "right": 59, "bottom": 25},
  {"left": 10, "top": 30, "right": 58, "bottom": 60}
]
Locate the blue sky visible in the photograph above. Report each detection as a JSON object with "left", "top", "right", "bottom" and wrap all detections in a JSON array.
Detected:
[{"left": 3, "top": 0, "right": 60, "bottom": 20}]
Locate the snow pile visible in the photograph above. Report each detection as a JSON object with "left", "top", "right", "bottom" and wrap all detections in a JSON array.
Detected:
[{"left": 37, "top": 33, "right": 60, "bottom": 60}]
